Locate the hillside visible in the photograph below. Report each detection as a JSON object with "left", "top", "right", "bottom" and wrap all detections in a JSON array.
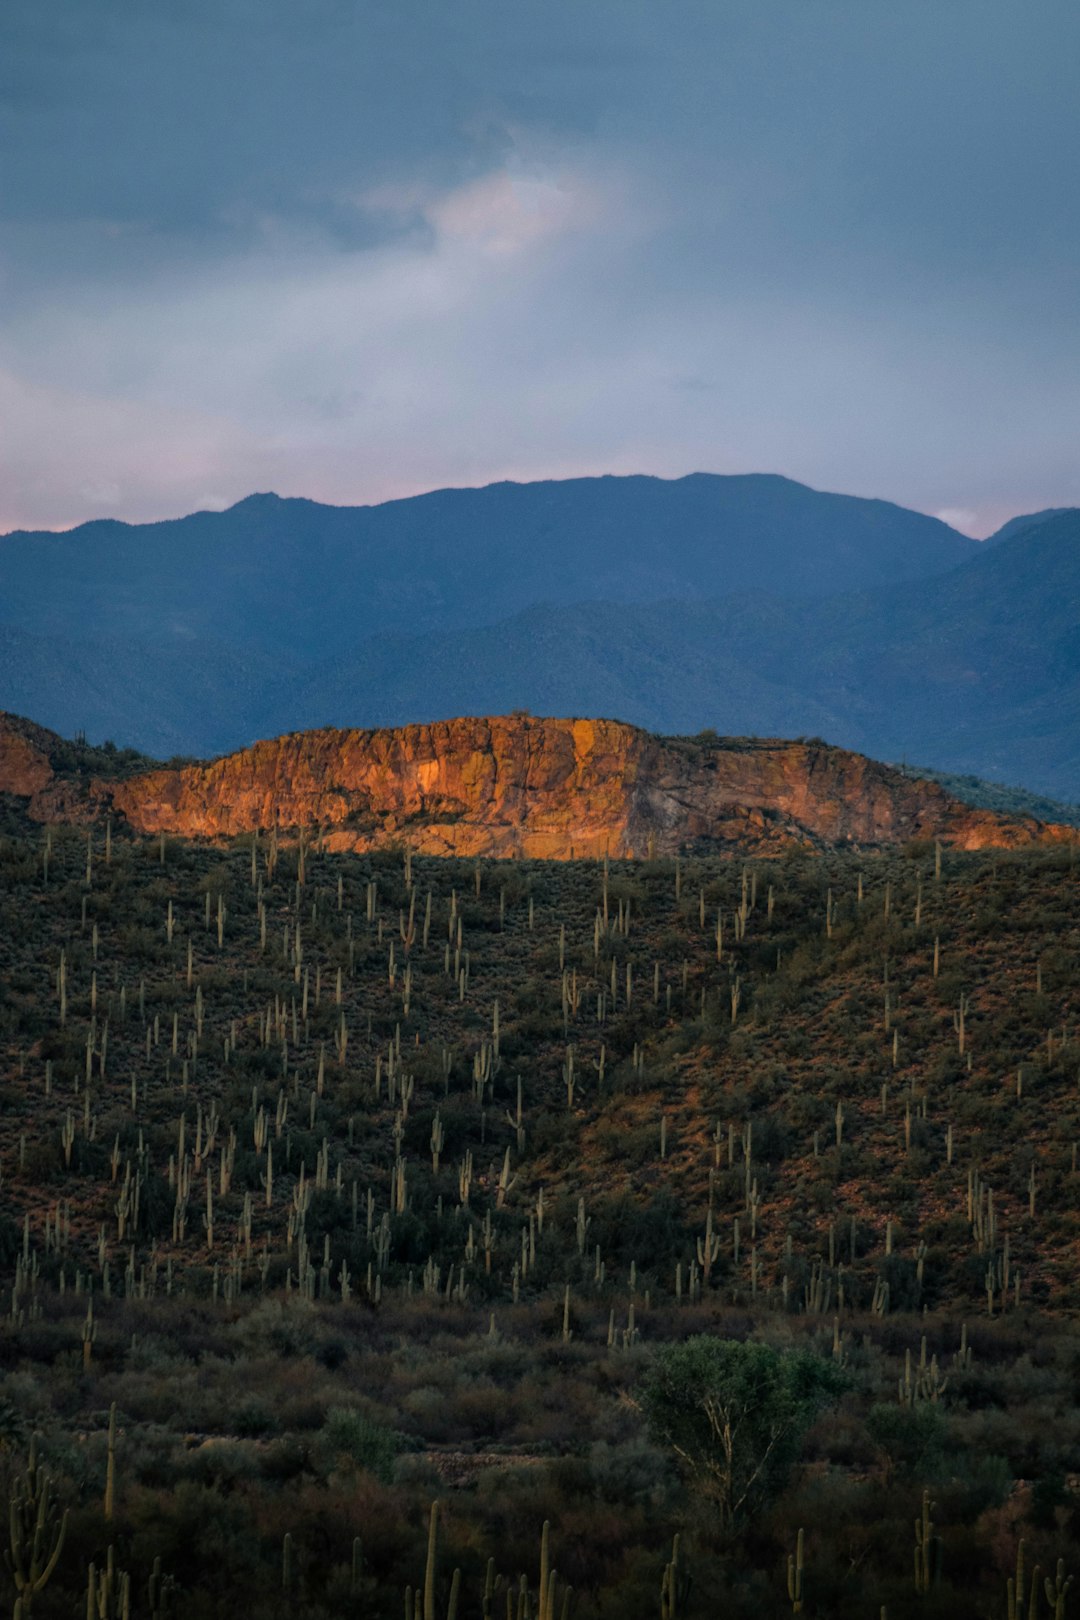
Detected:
[
  {"left": 984, "top": 506, "right": 1075, "bottom": 545},
  {"left": 790, "top": 507, "right": 1080, "bottom": 795},
  {"left": 0, "top": 475, "right": 973, "bottom": 660},
  {"left": 275, "top": 510, "right": 1080, "bottom": 800},
  {"left": 890, "top": 763, "right": 1080, "bottom": 828},
  {"left": 1, "top": 805, "right": 1080, "bottom": 1616},
  {"left": 0, "top": 622, "right": 286, "bottom": 760},
  {"left": 2, "top": 709, "right": 1074, "bottom": 858}
]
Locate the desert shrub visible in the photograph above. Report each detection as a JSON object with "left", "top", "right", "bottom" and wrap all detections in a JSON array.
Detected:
[
  {"left": 865, "top": 1401, "right": 947, "bottom": 1480},
  {"left": 642, "top": 1337, "right": 847, "bottom": 1527},
  {"left": 316, "top": 1406, "right": 402, "bottom": 1481}
]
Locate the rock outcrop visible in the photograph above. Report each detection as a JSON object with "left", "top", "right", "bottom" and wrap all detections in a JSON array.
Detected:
[
  {"left": 0, "top": 713, "right": 57, "bottom": 799},
  {"left": 1, "top": 710, "right": 1074, "bottom": 857}
]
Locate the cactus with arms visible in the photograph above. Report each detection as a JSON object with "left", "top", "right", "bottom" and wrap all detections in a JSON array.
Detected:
[{"left": 6, "top": 1435, "right": 68, "bottom": 1616}]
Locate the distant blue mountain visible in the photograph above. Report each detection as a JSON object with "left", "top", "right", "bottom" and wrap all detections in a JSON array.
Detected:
[
  {"left": 260, "top": 510, "right": 1080, "bottom": 800},
  {"left": 984, "top": 507, "right": 1075, "bottom": 546},
  {"left": 3, "top": 474, "right": 1079, "bottom": 799},
  {"left": 0, "top": 473, "right": 973, "bottom": 659}
]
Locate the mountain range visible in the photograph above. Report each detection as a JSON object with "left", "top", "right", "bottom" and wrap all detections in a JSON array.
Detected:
[{"left": 1, "top": 473, "right": 1077, "bottom": 798}]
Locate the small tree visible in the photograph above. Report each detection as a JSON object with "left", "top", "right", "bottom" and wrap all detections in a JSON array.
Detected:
[{"left": 642, "top": 1337, "right": 846, "bottom": 1527}]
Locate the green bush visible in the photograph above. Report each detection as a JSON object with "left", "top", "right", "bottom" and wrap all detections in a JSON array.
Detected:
[
  {"left": 865, "top": 1401, "right": 947, "bottom": 1480},
  {"left": 317, "top": 1407, "right": 402, "bottom": 1482},
  {"left": 642, "top": 1336, "right": 847, "bottom": 1526}
]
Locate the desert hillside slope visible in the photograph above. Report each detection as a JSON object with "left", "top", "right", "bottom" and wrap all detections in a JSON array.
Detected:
[{"left": 1, "top": 710, "right": 1074, "bottom": 858}]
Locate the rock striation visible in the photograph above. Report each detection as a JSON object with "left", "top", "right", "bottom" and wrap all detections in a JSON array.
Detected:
[{"left": 1, "top": 710, "right": 1075, "bottom": 858}]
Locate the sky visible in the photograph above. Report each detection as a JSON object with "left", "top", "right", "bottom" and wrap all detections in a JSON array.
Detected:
[{"left": 1, "top": 0, "right": 1079, "bottom": 538}]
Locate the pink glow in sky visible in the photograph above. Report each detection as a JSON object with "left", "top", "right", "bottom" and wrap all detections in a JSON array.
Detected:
[{"left": 2, "top": 0, "right": 1079, "bottom": 539}]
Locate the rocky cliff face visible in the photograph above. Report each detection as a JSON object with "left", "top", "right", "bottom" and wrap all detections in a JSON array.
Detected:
[
  {"left": 1, "top": 710, "right": 1073, "bottom": 857},
  {"left": 0, "top": 714, "right": 56, "bottom": 799},
  {"left": 0, "top": 713, "right": 109, "bottom": 824}
]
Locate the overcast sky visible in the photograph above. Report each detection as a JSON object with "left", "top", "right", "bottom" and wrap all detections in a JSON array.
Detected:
[{"left": 2, "top": 0, "right": 1078, "bottom": 536}]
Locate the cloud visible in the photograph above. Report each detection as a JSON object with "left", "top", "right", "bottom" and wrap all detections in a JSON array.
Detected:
[
  {"left": 935, "top": 508, "right": 979, "bottom": 534},
  {"left": 0, "top": 366, "right": 265, "bottom": 532},
  {"left": 430, "top": 171, "right": 594, "bottom": 257},
  {"left": 2, "top": 0, "right": 1080, "bottom": 531}
]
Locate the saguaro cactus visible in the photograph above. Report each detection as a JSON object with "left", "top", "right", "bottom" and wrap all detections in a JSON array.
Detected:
[
  {"left": 697, "top": 1207, "right": 720, "bottom": 1287},
  {"left": 661, "top": 1534, "right": 691, "bottom": 1620},
  {"left": 104, "top": 1401, "right": 117, "bottom": 1521},
  {"left": 1008, "top": 1540, "right": 1039, "bottom": 1620},
  {"left": 87, "top": 1545, "right": 131, "bottom": 1620},
  {"left": 6, "top": 1435, "right": 68, "bottom": 1616},
  {"left": 913, "top": 1489, "right": 939, "bottom": 1593},
  {"left": 1045, "top": 1560, "right": 1073, "bottom": 1620},
  {"left": 787, "top": 1527, "right": 804, "bottom": 1613},
  {"left": 419, "top": 1502, "right": 460, "bottom": 1620},
  {"left": 148, "top": 1554, "right": 177, "bottom": 1618}
]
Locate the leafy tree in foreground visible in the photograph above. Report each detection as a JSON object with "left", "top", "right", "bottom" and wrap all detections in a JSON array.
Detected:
[{"left": 642, "top": 1337, "right": 846, "bottom": 1528}]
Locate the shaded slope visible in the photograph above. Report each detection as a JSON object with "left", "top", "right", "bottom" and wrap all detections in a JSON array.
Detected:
[
  {"left": 0, "top": 624, "right": 285, "bottom": 758},
  {"left": 270, "top": 510, "right": 1080, "bottom": 799},
  {"left": 0, "top": 473, "right": 974, "bottom": 661},
  {"left": 984, "top": 507, "right": 1075, "bottom": 545},
  {"left": 269, "top": 596, "right": 847, "bottom": 743}
]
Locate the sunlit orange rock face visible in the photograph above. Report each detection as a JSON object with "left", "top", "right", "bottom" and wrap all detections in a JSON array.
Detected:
[
  {"left": 0, "top": 715, "right": 57, "bottom": 798},
  {"left": 0, "top": 717, "right": 100, "bottom": 824},
  {"left": 1, "top": 710, "right": 1072, "bottom": 858},
  {"left": 108, "top": 716, "right": 649, "bottom": 858}
]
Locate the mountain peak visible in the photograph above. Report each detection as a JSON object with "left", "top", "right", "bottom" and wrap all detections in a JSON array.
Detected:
[
  {"left": 226, "top": 491, "right": 300, "bottom": 512},
  {"left": 984, "top": 507, "right": 1077, "bottom": 546}
]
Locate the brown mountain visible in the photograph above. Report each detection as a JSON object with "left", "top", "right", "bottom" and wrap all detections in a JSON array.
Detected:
[{"left": 1, "top": 710, "right": 1075, "bottom": 858}]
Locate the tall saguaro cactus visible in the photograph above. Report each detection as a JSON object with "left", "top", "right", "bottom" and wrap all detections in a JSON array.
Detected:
[
  {"left": 417, "top": 1502, "right": 460, "bottom": 1620},
  {"left": 1045, "top": 1560, "right": 1074, "bottom": 1620},
  {"left": 661, "top": 1534, "right": 691, "bottom": 1620},
  {"left": 1008, "top": 1540, "right": 1040, "bottom": 1620},
  {"left": 104, "top": 1402, "right": 117, "bottom": 1521},
  {"left": 537, "top": 1520, "right": 572, "bottom": 1620},
  {"left": 87, "top": 1545, "right": 132, "bottom": 1620},
  {"left": 787, "top": 1527, "right": 805, "bottom": 1612},
  {"left": 6, "top": 1436, "right": 68, "bottom": 1616},
  {"left": 913, "top": 1490, "right": 939, "bottom": 1594}
]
